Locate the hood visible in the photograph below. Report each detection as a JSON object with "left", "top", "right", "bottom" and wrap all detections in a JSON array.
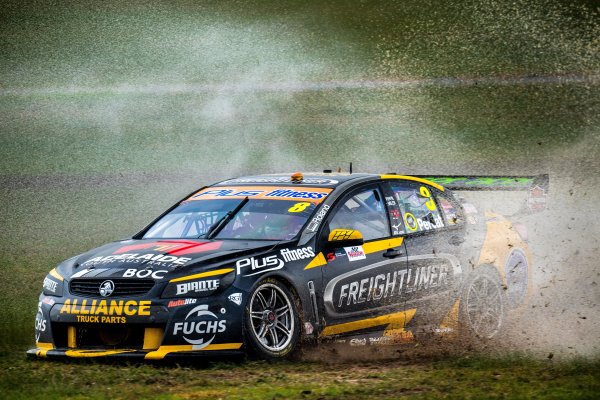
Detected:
[{"left": 61, "top": 239, "right": 280, "bottom": 281}]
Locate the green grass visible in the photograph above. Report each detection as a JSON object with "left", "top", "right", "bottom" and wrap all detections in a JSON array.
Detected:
[{"left": 0, "top": 352, "right": 598, "bottom": 399}]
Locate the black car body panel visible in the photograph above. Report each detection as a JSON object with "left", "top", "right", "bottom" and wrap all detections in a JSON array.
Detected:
[{"left": 29, "top": 173, "right": 546, "bottom": 359}]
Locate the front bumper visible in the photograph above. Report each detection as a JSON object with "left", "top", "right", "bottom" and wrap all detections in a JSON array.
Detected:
[{"left": 31, "top": 286, "right": 247, "bottom": 360}]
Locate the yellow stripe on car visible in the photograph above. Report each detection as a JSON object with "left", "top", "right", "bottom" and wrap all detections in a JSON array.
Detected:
[
  {"left": 35, "top": 342, "right": 54, "bottom": 357},
  {"left": 363, "top": 237, "right": 403, "bottom": 254},
  {"left": 304, "top": 252, "right": 327, "bottom": 270},
  {"left": 144, "top": 343, "right": 243, "bottom": 360},
  {"left": 65, "top": 349, "right": 137, "bottom": 358},
  {"left": 320, "top": 308, "right": 416, "bottom": 337},
  {"left": 169, "top": 268, "right": 234, "bottom": 283},
  {"left": 49, "top": 268, "right": 64, "bottom": 281}
]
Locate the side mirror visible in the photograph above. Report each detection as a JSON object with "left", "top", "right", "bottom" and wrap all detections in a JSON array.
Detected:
[{"left": 326, "top": 229, "right": 364, "bottom": 248}]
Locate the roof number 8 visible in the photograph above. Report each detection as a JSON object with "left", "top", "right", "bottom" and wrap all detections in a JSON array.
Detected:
[{"left": 288, "top": 202, "right": 311, "bottom": 213}]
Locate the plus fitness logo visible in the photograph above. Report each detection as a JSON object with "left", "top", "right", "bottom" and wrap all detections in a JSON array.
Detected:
[{"left": 172, "top": 305, "right": 226, "bottom": 349}]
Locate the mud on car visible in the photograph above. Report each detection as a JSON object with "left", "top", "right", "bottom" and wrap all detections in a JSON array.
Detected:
[{"left": 29, "top": 172, "right": 548, "bottom": 360}]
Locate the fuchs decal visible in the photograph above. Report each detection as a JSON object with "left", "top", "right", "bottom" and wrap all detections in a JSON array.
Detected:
[
  {"left": 35, "top": 302, "right": 46, "bottom": 342},
  {"left": 172, "top": 305, "right": 227, "bottom": 348}
]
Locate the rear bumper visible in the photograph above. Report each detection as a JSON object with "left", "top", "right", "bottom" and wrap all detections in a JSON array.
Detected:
[{"left": 26, "top": 342, "right": 244, "bottom": 360}]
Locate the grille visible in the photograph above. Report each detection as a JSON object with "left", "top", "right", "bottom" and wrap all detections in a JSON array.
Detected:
[{"left": 69, "top": 278, "right": 155, "bottom": 297}]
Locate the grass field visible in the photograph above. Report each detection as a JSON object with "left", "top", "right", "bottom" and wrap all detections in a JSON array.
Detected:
[
  {"left": 1, "top": 0, "right": 599, "bottom": 398},
  {"left": 0, "top": 351, "right": 598, "bottom": 399}
]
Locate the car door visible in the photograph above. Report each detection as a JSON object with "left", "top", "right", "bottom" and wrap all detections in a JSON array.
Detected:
[
  {"left": 384, "top": 180, "right": 464, "bottom": 335},
  {"left": 317, "top": 183, "right": 410, "bottom": 342}
]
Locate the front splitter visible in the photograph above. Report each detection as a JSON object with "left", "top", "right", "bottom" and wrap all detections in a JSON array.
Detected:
[{"left": 26, "top": 342, "right": 244, "bottom": 360}]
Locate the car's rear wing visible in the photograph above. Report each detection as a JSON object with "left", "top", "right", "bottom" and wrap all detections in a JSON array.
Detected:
[{"left": 414, "top": 174, "right": 549, "bottom": 212}]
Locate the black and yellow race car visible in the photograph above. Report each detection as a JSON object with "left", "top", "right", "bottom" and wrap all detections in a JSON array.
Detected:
[{"left": 29, "top": 172, "right": 548, "bottom": 360}]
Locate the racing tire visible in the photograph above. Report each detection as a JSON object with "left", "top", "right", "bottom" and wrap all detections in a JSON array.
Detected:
[
  {"left": 458, "top": 266, "right": 505, "bottom": 343},
  {"left": 244, "top": 278, "right": 301, "bottom": 359}
]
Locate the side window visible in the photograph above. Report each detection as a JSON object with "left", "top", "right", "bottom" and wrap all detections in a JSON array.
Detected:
[
  {"left": 436, "top": 194, "right": 464, "bottom": 225},
  {"left": 390, "top": 182, "right": 444, "bottom": 233},
  {"left": 328, "top": 187, "right": 391, "bottom": 241}
]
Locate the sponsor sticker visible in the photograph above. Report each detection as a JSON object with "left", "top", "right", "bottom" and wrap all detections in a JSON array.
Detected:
[
  {"left": 35, "top": 302, "right": 46, "bottom": 342},
  {"left": 228, "top": 293, "right": 242, "bottom": 306},
  {"left": 167, "top": 298, "right": 197, "bottom": 308},
  {"left": 344, "top": 246, "right": 366, "bottom": 262},
  {"left": 176, "top": 279, "right": 220, "bottom": 295},
  {"left": 337, "top": 264, "right": 450, "bottom": 308},
  {"left": 280, "top": 246, "right": 315, "bottom": 262},
  {"left": 82, "top": 253, "right": 191, "bottom": 268},
  {"left": 122, "top": 268, "right": 168, "bottom": 279},
  {"left": 306, "top": 204, "right": 330, "bottom": 232},
  {"left": 350, "top": 338, "right": 367, "bottom": 346},
  {"left": 172, "top": 305, "right": 227, "bottom": 349},
  {"left": 59, "top": 299, "right": 151, "bottom": 323},
  {"left": 43, "top": 277, "right": 58, "bottom": 293},
  {"left": 187, "top": 186, "right": 332, "bottom": 204},
  {"left": 236, "top": 255, "right": 285, "bottom": 277}
]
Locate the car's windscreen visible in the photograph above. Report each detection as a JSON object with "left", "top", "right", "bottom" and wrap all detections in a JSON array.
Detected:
[{"left": 143, "top": 186, "right": 332, "bottom": 240}]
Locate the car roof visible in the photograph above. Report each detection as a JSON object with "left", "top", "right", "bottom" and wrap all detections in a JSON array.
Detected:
[{"left": 214, "top": 173, "right": 444, "bottom": 191}]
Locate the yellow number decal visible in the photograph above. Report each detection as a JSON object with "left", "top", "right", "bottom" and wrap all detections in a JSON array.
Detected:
[
  {"left": 420, "top": 186, "right": 437, "bottom": 211},
  {"left": 288, "top": 202, "right": 311, "bottom": 213}
]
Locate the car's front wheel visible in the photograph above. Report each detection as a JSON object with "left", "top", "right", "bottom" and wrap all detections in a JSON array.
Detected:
[{"left": 245, "top": 278, "right": 300, "bottom": 359}]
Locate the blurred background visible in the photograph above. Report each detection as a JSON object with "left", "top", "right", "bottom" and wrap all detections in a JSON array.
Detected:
[{"left": 1, "top": 0, "right": 598, "bottom": 357}]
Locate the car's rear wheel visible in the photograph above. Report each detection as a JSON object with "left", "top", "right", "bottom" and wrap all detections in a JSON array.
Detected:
[
  {"left": 245, "top": 278, "right": 300, "bottom": 359},
  {"left": 459, "top": 266, "right": 505, "bottom": 341}
]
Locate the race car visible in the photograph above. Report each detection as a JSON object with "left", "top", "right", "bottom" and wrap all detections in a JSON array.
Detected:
[{"left": 28, "top": 172, "right": 548, "bottom": 360}]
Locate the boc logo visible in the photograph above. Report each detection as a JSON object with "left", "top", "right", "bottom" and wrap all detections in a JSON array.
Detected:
[{"left": 172, "top": 305, "right": 226, "bottom": 349}]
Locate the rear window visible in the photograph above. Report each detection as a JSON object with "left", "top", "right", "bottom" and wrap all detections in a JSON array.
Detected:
[{"left": 389, "top": 183, "right": 444, "bottom": 233}]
